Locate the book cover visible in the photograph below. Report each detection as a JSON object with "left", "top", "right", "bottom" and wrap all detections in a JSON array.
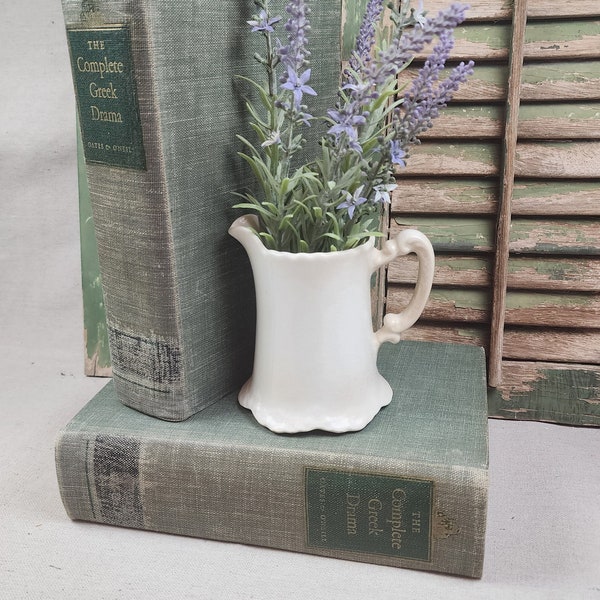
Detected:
[
  {"left": 60, "top": 0, "right": 343, "bottom": 420},
  {"left": 56, "top": 341, "right": 489, "bottom": 578}
]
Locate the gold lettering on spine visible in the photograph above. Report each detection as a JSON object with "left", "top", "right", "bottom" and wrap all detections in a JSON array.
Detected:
[
  {"left": 76, "top": 56, "right": 124, "bottom": 79},
  {"left": 78, "top": 38, "right": 125, "bottom": 126},
  {"left": 91, "top": 106, "right": 123, "bottom": 123},
  {"left": 87, "top": 40, "right": 105, "bottom": 50},
  {"left": 89, "top": 82, "right": 118, "bottom": 99},
  {"left": 389, "top": 488, "right": 407, "bottom": 550},
  {"left": 318, "top": 477, "right": 327, "bottom": 543},
  {"left": 367, "top": 498, "right": 384, "bottom": 536},
  {"left": 345, "top": 494, "right": 360, "bottom": 536}
]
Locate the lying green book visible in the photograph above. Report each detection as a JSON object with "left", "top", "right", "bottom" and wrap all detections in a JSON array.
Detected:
[{"left": 55, "top": 341, "right": 489, "bottom": 578}]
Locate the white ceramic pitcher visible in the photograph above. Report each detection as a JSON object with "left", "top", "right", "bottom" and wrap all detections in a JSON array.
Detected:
[{"left": 229, "top": 214, "right": 435, "bottom": 434}]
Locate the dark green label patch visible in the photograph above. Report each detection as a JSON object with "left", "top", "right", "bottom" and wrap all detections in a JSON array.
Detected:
[
  {"left": 67, "top": 25, "right": 146, "bottom": 170},
  {"left": 305, "top": 468, "right": 433, "bottom": 561}
]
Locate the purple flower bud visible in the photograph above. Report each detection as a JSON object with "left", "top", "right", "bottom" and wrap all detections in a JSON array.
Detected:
[
  {"left": 348, "top": 0, "right": 385, "bottom": 78},
  {"left": 278, "top": 0, "right": 317, "bottom": 110},
  {"left": 247, "top": 10, "right": 282, "bottom": 33},
  {"left": 327, "top": 4, "right": 471, "bottom": 159},
  {"left": 336, "top": 186, "right": 368, "bottom": 218}
]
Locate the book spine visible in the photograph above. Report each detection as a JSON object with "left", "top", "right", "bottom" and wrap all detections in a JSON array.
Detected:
[
  {"left": 62, "top": 0, "right": 269, "bottom": 421},
  {"left": 56, "top": 429, "right": 487, "bottom": 578},
  {"left": 62, "top": 1, "right": 188, "bottom": 419}
]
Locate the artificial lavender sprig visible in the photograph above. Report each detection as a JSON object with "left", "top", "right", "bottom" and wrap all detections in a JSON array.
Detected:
[
  {"left": 327, "top": 3, "right": 469, "bottom": 154},
  {"left": 247, "top": 2, "right": 282, "bottom": 99},
  {"left": 371, "top": 2, "right": 468, "bottom": 82},
  {"left": 347, "top": 0, "right": 385, "bottom": 77},
  {"left": 278, "top": 0, "right": 314, "bottom": 109},
  {"left": 235, "top": 0, "right": 474, "bottom": 252},
  {"left": 394, "top": 27, "right": 457, "bottom": 145},
  {"left": 396, "top": 56, "right": 475, "bottom": 146}
]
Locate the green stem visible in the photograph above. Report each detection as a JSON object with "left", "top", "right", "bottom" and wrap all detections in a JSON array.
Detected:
[
  {"left": 265, "top": 31, "right": 276, "bottom": 102},
  {"left": 362, "top": 151, "right": 387, "bottom": 198}
]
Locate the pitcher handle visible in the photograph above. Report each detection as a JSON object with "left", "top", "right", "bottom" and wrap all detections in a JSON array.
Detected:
[{"left": 371, "top": 229, "right": 435, "bottom": 347}]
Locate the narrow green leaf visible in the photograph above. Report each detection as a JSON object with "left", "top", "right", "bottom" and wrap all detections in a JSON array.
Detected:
[
  {"left": 258, "top": 232, "right": 277, "bottom": 248},
  {"left": 232, "top": 202, "right": 275, "bottom": 219}
]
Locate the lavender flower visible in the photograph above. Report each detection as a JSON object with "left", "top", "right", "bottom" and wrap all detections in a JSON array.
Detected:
[
  {"left": 396, "top": 27, "right": 474, "bottom": 145},
  {"left": 277, "top": 0, "right": 316, "bottom": 115},
  {"left": 337, "top": 186, "right": 368, "bottom": 218},
  {"left": 281, "top": 67, "right": 317, "bottom": 108},
  {"left": 437, "top": 60, "right": 476, "bottom": 99},
  {"left": 328, "top": 4, "right": 469, "bottom": 156},
  {"left": 248, "top": 10, "right": 282, "bottom": 33},
  {"left": 373, "top": 183, "right": 397, "bottom": 204},
  {"left": 364, "top": 3, "right": 468, "bottom": 88},
  {"left": 348, "top": 0, "right": 385, "bottom": 75},
  {"left": 278, "top": 0, "right": 311, "bottom": 74},
  {"left": 327, "top": 107, "right": 366, "bottom": 152},
  {"left": 261, "top": 130, "right": 282, "bottom": 147},
  {"left": 390, "top": 142, "right": 406, "bottom": 167},
  {"left": 394, "top": 28, "right": 456, "bottom": 144}
]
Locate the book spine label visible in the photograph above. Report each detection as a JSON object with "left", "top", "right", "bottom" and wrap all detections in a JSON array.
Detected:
[
  {"left": 305, "top": 468, "right": 433, "bottom": 562},
  {"left": 66, "top": 24, "right": 146, "bottom": 170}
]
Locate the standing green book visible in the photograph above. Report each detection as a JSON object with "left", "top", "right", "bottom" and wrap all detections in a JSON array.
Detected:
[
  {"left": 55, "top": 341, "right": 489, "bottom": 578},
  {"left": 60, "top": 0, "right": 343, "bottom": 420}
]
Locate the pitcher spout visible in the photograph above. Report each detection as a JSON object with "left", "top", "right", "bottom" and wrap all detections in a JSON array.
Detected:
[{"left": 229, "top": 214, "right": 265, "bottom": 258}]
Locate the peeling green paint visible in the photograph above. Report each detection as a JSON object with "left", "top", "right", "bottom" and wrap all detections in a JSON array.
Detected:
[
  {"left": 507, "top": 258, "right": 585, "bottom": 281},
  {"left": 456, "top": 327, "right": 487, "bottom": 342},
  {"left": 454, "top": 23, "right": 510, "bottom": 51},
  {"left": 442, "top": 105, "right": 503, "bottom": 120},
  {"left": 418, "top": 142, "right": 500, "bottom": 164},
  {"left": 430, "top": 288, "right": 487, "bottom": 311},
  {"left": 453, "top": 20, "right": 600, "bottom": 57},
  {"left": 512, "top": 180, "right": 598, "bottom": 200},
  {"left": 466, "top": 64, "right": 508, "bottom": 85},
  {"left": 399, "top": 178, "right": 498, "bottom": 205},
  {"left": 525, "top": 20, "right": 600, "bottom": 45},
  {"left": 437, "top": 256, "right": 490, "bottom": 272},
  {"left": 504, "top": 291, "right": 592, "bottom": 310},
  {"left": 519, "top": 103, "right": 600, "bottom": 121},
  {"left": 488, "top": 368, "right": 600, "bottom": 426},
  {"left": 394, "top": 217, "right": 495, "bottom": 252},
  {"left": 522, "top": 61, "right": 600, "bottom": 85},
  {"left": 510, "top": 221, "right": 600, "bottom": 255},
  {"left": 428, "top": 288, "right": 594, "bottom": 312},
  {"left": 78, "top": 124, "right": 111, "bottom": 372},
  {"left": 517, "top": 242, "right": 600, "bottom": 255}
]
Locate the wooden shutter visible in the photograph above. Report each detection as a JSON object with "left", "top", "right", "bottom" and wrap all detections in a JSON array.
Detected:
[{"left": 388, "top": 0, "right": 600, "bottom": 425}]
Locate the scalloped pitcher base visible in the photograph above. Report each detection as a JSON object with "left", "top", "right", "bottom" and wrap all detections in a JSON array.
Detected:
[{"left": 238, "top": 376, "right": 393, "bottom": 434}]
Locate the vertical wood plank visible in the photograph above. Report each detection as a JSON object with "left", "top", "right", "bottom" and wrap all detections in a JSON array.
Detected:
[{"left": 488, "top": 0, "right": 528, "bottom": 388}]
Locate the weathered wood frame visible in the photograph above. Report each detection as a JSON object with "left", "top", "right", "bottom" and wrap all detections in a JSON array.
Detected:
[{"left": 389, "top": 0, "right": 600, "bottom": 426}]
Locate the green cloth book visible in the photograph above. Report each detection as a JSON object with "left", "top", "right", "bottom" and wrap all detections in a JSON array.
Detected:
[
  {"left": 60, "top": 0, "right": 343, "bottom": 420},
  {"left": 55, "top": 341, "right": 489, "bottom": 578}
]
